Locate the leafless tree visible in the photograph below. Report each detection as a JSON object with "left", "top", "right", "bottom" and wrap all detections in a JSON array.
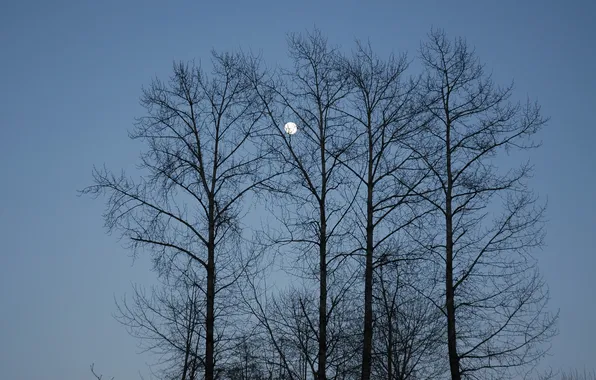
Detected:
[
  {"left": 244, "top": 29, "right": 355, "bottom": 380},
  {"left": 240, "top": 270, "right": 307, "bottom": 380},
  {"left": 82, "top": 51, "right": 276, "bottom": 380},
  {"left": 83, "top": 28, "right": 559, "bottom": 380},
  {"left": 219, "top": 333, "right": 272, "bottom": 380},
  {"left": 332, "top": 41, "right": 432, "bottom": 380},
  {"left": 412, "top": 28, "right": 558, "bottom": 380},
  {"left": 113, "top": 265, "right": 205, "bottom": 380},
  {"left": 372, "top": 257, "right": 446, "bottom": 380},
  {"left": 241, "top": 270, "right": 361, "bottom": 380}
]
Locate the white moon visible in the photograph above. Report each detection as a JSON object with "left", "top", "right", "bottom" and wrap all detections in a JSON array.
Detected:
[{"left": 284, "top": 122, "right": 297, "bottom": 135}]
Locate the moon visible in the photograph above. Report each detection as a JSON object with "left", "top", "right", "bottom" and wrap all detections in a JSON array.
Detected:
[{"left": 284, "top": 122, "right": 298, "bottom": 135}]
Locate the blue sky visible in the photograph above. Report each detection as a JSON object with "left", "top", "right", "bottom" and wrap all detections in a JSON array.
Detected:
[{"left": 0, "top": 1, "right": 594, "bottom": 379}]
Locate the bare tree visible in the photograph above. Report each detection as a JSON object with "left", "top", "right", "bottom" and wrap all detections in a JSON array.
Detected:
[
  {"left": 245, "top": 29, "right": 354, "bottom": 380},
  {"left": 241, "top": 270, "right": 361, "bottom": 380},
  {"left": 372, "top": 257, "right": 446, "bottom": 380},
  {"left": 83, "top": 28, "right": 559, "bottom": 380},
  {"left": 220, "top": 333, "right": 271, "bottom": 380},
  {"left": 113, "top": 266, "right": 205, "bottom": 380},
  {"left": 240, "top": 270, "right": 307, "bottom": 380},
  {"left": 413, "top": 29, "right": 558, "bottom": 380},
  {"left": 333, "top": 41, "right": 430, "bottom": 380},
  {"left": 82, "top": 52, "right": 275, "bottom": 380}
]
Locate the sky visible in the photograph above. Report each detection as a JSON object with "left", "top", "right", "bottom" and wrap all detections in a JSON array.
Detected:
[{"left": 0, "top": 1, "right": 594, "bottom": 379}]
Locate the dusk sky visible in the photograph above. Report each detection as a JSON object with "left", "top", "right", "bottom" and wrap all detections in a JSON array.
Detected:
[{"left": 1, "top": 1, "right": 594, "bottom": 379}]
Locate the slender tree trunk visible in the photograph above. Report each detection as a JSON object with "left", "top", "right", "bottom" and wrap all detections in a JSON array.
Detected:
[
  {"left": 190, "top": 334, "right": 199, "bottom": 380},
  {"left": 205, "top": 257, "right": 215, "bottom": 380},
  {"left": 318, "top": 114, "right": 328, "bottom": 380},
  {"left": 303, "top": 325, "right": 309, "bottom": 380},
  {"left": 361, "top": 200, "right": 374, "bottom": 380},
  {"left": 181, "top": 302, "right": 193, "bottom": 380},
  {"left": 182, "top": 344, "right": 190, "bottom": 379},
  {"left": 205, "top": 201, "right": 216, "bottom": 380},
  {"left": 319, "top": 217, "right": 327, "bottom": 380},
  {"left": 205, "top": 260, "right": 215, "bottom": 380},
  {"left": 445, "top": 120, "right": 461, "bottom": 380},
  {"left": 361, "top": 119, "right": 374, "bottom": 380},
  {"left": 387, "top": 313, "right": 393, "bottom": 380}
]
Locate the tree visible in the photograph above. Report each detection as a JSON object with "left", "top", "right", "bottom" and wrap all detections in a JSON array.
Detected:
[
  {"left": 335, "top": 41, "right": 430, "bottom": 380},
  {"left": 220, "top": 334, "right": 270, "bottom": 380},
  {"left": 241, "top": 272, "right": 362, "bottom": 380},
  {"left": 83, "top": 28, "right": 558, "bottom": 380},
  {"left": 82, "top": 52, "right": 275, "bottom": 380},
  {"left": 372, "top": 256, "right": 446, "bottom": 380},
  {"left": 114, "top": 266, "right": 204, "bottom": 380},
  {"left": 246, "top": 29, "right": 354, "bottom": 380},
  {"left": 414, "top": 29, "right": 558, "bottom": 380}
]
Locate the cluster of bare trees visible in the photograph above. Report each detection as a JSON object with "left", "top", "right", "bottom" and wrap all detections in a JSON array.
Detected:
[{"left": 83, "top": 28, "right": 557, "bottom": 380}]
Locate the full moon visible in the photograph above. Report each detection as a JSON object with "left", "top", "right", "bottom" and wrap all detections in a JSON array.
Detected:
[{"left": 284, "top": 122, "right": 298, "bottom": 135}]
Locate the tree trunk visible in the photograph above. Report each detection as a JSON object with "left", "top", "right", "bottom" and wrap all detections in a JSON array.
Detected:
[
  {"left": 387, "top": 312, "right": 393, "bottom": 380},
  {"left": 205, "top": 257, "right": 215, "bottom": 380},
  {"left": 361, "top": 120, "right": 375, "bottom": 380},
  {"left": 205, "top": 203, "right": 216, "bottom": 380},
  {"left": 445, "top": 120, "right": 461, "bottom": 380},
  {"left": 319, "top": 224, "right": 327, "bottom": 380},
  {"left": 318, "top": 113, "right": 328, "bottom": 380},
  {"left": 317, "top": 232, "right": 327, "bottom": 380},
  {"left": 361, "top": 208, "right": 374, "bottom": 380}
]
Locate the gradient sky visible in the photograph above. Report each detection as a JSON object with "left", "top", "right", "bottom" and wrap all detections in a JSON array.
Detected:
[{"left": 1, "top": 1, "right": 594, "bottom": 379}]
